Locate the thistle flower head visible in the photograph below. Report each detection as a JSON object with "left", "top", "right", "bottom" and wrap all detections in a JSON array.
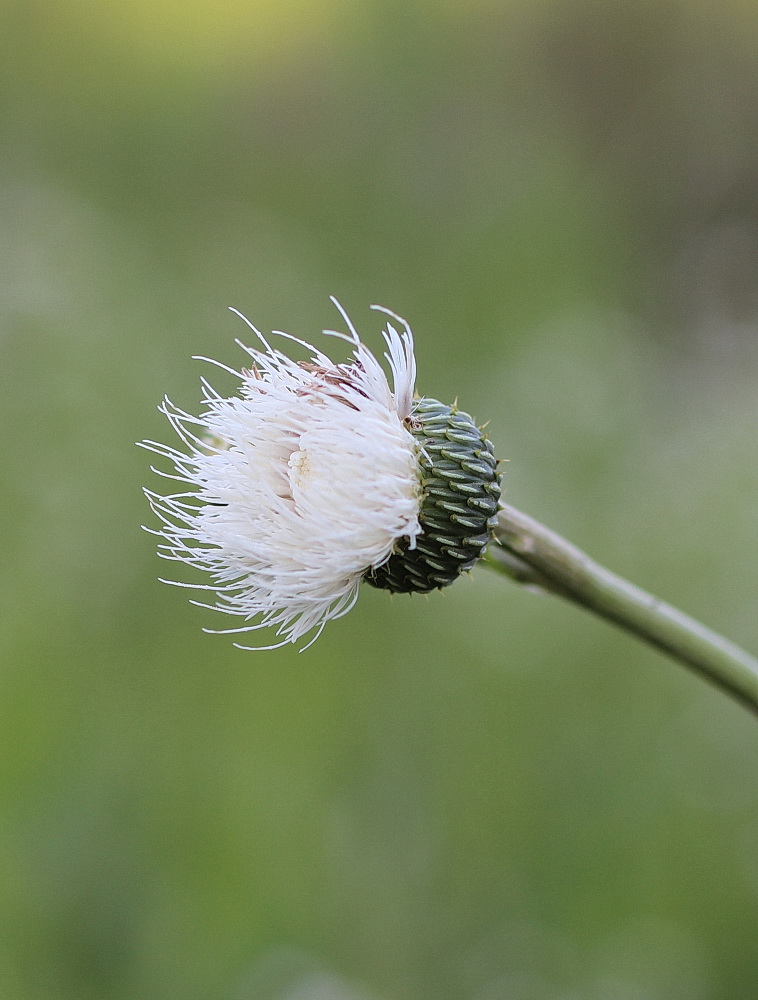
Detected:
[{"left": 142, "top": 300, "right": 500, "bottom": 649}]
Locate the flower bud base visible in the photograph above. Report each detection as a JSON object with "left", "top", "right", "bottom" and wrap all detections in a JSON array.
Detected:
[{"left": 365, "top": 398, "right": 501, "bottom": 593}]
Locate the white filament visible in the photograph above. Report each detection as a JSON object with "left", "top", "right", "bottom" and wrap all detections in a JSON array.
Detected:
[{"left": 141, "top": 302, "right": 421, "bottom": 649}]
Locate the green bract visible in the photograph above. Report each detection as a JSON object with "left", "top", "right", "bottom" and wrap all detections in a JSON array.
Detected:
[{"left": 365, "top": 397, "right": 501, "bottom": 593}]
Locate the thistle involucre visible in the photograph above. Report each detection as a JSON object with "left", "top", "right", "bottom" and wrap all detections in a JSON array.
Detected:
[{"left": 142, "top": 301, "right": 501, "bottom": 648}]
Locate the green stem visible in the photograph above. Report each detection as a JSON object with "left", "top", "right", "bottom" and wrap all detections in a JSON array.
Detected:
[{"left": 485, "top": 503, "right": 758, "bottom": 717}]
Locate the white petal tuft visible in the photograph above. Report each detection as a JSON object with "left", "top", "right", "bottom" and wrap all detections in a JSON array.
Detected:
[{"left": 141, "top": 303, "right": 422, "bottom": 648}]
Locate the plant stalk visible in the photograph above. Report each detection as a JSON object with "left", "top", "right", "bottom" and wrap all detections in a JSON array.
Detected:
[{"left": 485, "top": 503, "right": 758, "bottom": 717}]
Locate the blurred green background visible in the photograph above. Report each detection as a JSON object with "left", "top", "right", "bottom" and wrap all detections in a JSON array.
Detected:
[{"left": 2, "top": 1, "right": 758, "bottom": 997}]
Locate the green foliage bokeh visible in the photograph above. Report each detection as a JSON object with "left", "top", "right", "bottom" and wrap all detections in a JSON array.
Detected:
[{"left": 1, "top": 2, "right": 758, "bottom": 997}]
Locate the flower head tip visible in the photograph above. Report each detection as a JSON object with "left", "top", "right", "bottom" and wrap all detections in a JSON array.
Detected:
[{"left": 141, "top": 301, "right": 501, "bottom": 649}]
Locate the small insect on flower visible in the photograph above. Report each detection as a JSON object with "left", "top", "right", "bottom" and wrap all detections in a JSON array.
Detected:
[{"left": 140, "top": 299, "right": 501, "bottom": 649}]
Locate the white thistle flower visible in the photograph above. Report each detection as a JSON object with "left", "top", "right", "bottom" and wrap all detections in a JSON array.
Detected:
[{"left": 142, "top": 300, "right": 500, "bottom": 650}]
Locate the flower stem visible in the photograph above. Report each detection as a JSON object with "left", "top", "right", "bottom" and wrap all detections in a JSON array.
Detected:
[{"left": 485, "top": 503, "right": 758, "bottom": 717}]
